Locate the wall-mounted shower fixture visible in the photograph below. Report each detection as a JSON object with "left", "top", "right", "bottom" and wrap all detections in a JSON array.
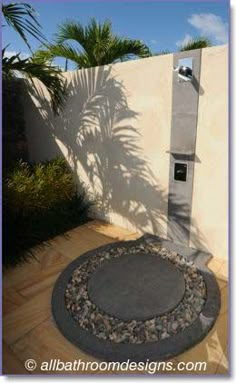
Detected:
[{"left": 174, "top": 57, "right": 193, "bottom": 82}]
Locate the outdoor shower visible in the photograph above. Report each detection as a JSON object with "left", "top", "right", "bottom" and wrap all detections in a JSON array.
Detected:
[
  {"left": 167, "top": 52, "right": 200, "bottom": 245},
  {"left": 51, "top": 48, "right": 221, "bottom": 364}
]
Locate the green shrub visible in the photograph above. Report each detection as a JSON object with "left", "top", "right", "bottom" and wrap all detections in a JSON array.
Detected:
[
  {"left": 4, "top": 158, "right": 75, "bottom": 213},
  {"left": 3, "top": 158, "right": 94, "bottom": 268}
]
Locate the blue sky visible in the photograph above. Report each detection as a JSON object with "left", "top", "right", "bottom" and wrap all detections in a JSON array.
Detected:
[{"left": 2, "top": 0, "right": 229, "bottom": 70}]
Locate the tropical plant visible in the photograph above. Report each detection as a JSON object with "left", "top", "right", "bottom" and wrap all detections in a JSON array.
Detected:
[
  {"left": 153, "top": 36, "right": 211, "bottom": 56},
  {"left": 35, "top": 18, "right": 152, "bottom": 68},
  {"left": 179, "top": 36, "right": 211, "bottom": 52},
  {"left": 153, "top": 50, "right": 171, "bottom": 56},
  {"left": 2, "top": 2, "right": 46, "bottom": 50},
  {"left": 2, "top": 48, "right": 66, "bottom": 114},
  {"left": 2, "top": 2, "right": 66, "bottom": 113},
  {"left": 3, "top": 158, "right": 94, "bottom": 267}
]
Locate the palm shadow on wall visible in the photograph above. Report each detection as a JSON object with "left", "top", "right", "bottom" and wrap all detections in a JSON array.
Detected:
[{"left": 25, "top": 64, "right": 206, "bottom": 248}]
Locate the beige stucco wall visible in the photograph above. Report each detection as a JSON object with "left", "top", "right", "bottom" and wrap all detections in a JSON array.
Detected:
[
  {"left": 23, "top": 54, "right": 173, "bottom": 237},
  {"left": 190, "top": 45, "right": 228, "bottom": 258},
  {"left": 23, "top": 45, "right": 228, "bottom": 259}
]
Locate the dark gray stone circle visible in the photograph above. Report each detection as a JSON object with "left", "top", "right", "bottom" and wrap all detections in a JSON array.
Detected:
[
  {"left": 52, "top": 235, "right": 221, "bottom": 362},
  {"left": 88, "top": 252, "right": 186, "bottom": 321},
  {"left": 64, "top": 243, "right": 206, "bottom": 343}
]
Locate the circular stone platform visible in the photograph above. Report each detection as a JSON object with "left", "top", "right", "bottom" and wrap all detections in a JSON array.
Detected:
[
  {"left": 88, "top": 253, "right": 185, "bottom": 321},
  {"left": 52, "top": 235, "right": 221, "bottom": 362}
]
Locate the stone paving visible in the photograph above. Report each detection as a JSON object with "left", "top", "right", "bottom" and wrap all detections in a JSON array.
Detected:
[
  {"left": 2, "top": 220, "right": 228, "bottom": 374},
  {"left": 65, "top": 243, "right": 206, "bottom": 344}
]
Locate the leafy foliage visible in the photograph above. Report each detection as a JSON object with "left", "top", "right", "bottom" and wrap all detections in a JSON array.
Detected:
[
  {"left": 2, "top": 2, "right": 46, "bottom": 50},
  {"left": 2, "top": 77, "right": 28, "bottom": 169},
  {"left": 3, "top": 158, "right": 94, "bottom": 268},
  {"left": 179, "top": 37, "right": 212, "bottom": 52},
  {"left": 35, "top": 18, "right": 152, "bottom": 68},
  {"left": 2, "top": 3, "right": 66, "bottom": 114},
  {"left": 4, "top": 158, "right": 75, "bottom": 212},
  {"left": 2, "top": 47, "right": 67, "bottom": 115},
  {"left": 153, "top": 50, "right": 171, "bottom": 56},
  {"left": 150, "top": 36, "right": 211, "bottom": 57}
]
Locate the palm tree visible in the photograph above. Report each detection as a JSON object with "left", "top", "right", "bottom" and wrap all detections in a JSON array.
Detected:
[
  {"left": 179, "top": 36, "right": 211, "bottom": 52},
  {"left": 35, "top": 18, "right": 151, "bottom": 69},
  {"left": 2, "top": 49, "right": 66, "bottom": 114},
  {"left": 2, "top": 2, "right": 66, "bottom": 114},
  {"left": 153, "top": 50, "right": 171, "bottom": 56},
  {"left": 2, "top": 2, "right": 46, "bottom": 50},
  {"left": 153, "top": 37, "right": 211, "bottom": 56}
]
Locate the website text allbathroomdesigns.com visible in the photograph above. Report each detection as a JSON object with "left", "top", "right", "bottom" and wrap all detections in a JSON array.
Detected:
[{"left": 24, "top": 358, "right": 207, "bottom": 374}]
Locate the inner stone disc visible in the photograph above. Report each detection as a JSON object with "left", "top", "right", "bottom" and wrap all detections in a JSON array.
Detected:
[{"left": 88, "top": 252, "right": 185, "bottom": 321}]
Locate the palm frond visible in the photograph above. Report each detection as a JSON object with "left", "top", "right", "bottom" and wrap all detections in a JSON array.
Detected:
[
  {"left": 35, "top": 44, "right": 83, "bottom": 66},
  {"left": 179, "top": 37, "right": 211, "bottom": 52},
  {"left": 154, "top": 50, "right": 170, "bottom": 56},
  {"left": 2, "top": 2, "right": 46, "bottom": 50},
  {"left": 104, "top": 37, "right": 151, "bottom": 64},
  {"left": 2, "top": 51, "right": 67, "bottom": 114},
  {"left": 55, "top": 19, "right": 86, "bottom": 46},
  {"left": 2, "top": 49, "right": 27, "bottom": 77},
  {"left": 39, "top": 18, "right": 152, "bottom": 68}
]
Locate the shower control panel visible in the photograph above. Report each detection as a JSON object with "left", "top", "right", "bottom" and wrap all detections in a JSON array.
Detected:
[{"left": 174, "top": 163, "right": 187, "bottom": 182}]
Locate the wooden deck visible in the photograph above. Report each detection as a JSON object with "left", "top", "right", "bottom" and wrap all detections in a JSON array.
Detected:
[{"left": 2, "top": 220, "right": 228, "bottom": 375}]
